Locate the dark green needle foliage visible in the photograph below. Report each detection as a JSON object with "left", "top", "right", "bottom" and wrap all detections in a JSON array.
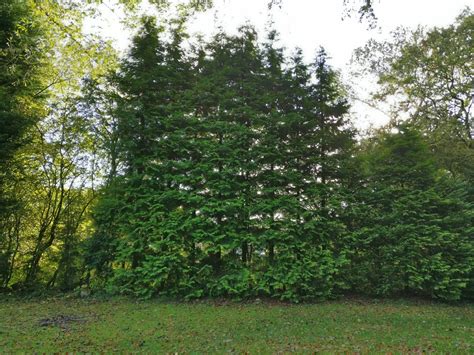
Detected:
[
  {"left": 79, "top": 14, "right": 474, "bottom": 301},
  {"left": 88, "top": 20, "right": 358, "bottom": 301},
  {"left": 85, "top": 15, "right": 474, "bottom": 301},
  {"left": 0, "top": 3, "right": 472, "bottom": 302},
  {"left": 347, "top": 125, "right": 474, "bottom": 300},
  {"left": 87, "top": 17, "right": 195, "bottom": 297}
]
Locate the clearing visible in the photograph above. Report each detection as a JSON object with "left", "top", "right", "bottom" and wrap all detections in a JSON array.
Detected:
[{"left": 0, "top": 297, "right": 472, "bottom": 352}]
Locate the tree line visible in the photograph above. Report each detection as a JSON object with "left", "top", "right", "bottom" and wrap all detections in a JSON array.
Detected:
[{"left": 1, "top": 0, "right": 472, "bottom": 301}]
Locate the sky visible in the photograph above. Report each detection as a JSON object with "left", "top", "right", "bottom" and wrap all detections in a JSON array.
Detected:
[{"left": 83, "top": 0, "right": 472, "bottom": 130}]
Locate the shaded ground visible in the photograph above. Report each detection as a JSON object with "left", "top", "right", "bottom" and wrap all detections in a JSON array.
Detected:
[{"left": 0, "top": 297, "right": 472, "bottom": 352}]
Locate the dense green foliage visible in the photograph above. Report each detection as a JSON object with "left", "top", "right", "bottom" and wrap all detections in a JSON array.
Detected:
[
  {"left": 0, "top": 2, "right": 472, "bottom": 302},
  {"left": 82, "top": 17, "right": 473, "bottom": 301},
  {"left": 347, "top": 127, "right": 474, "bottom": 300},
  {"left": 0, "top": 0, "right": 43, "bottom": 279},
  {"left": 0, "top": 0, "right": 115, "bottom": 291},
  {"left": 0, "top": 0, "right": 50, "bottom": 288},
  {"left": 85, "top": 21, "right": 358, "bottom": 300}
]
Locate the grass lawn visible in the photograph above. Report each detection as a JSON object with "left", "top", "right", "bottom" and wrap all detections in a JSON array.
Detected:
[{"left": 0, "top": 296, "right": 472, "bottom": 353}]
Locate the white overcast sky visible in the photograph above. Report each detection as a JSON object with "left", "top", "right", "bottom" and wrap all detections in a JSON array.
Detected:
[{"left": 84, "top": 0, "right": 472, "bottom": 130}]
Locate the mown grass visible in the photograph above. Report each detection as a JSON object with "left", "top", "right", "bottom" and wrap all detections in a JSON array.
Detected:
[{"left": 0, "top": 296, "right": 472, "bottom": 353}]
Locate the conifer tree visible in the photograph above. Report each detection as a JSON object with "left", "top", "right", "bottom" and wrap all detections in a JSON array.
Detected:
[
  {"left": 254, "top": 30, "right": 288, "bottom": 267},
  {"left": 89, "top": 17, "right": 194, "bottom": 296},
  {"left": 349, "top": 125, "right": 474, "bottom": 300},
  {"left": 184, "top": 27, "right": 268, "bottom": 296},
  {"left": 259, "top": 48, "right": 355, "bottom": 300},
  {"left": 90, "top": 24, "right": 359, "bottom": 300}
]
